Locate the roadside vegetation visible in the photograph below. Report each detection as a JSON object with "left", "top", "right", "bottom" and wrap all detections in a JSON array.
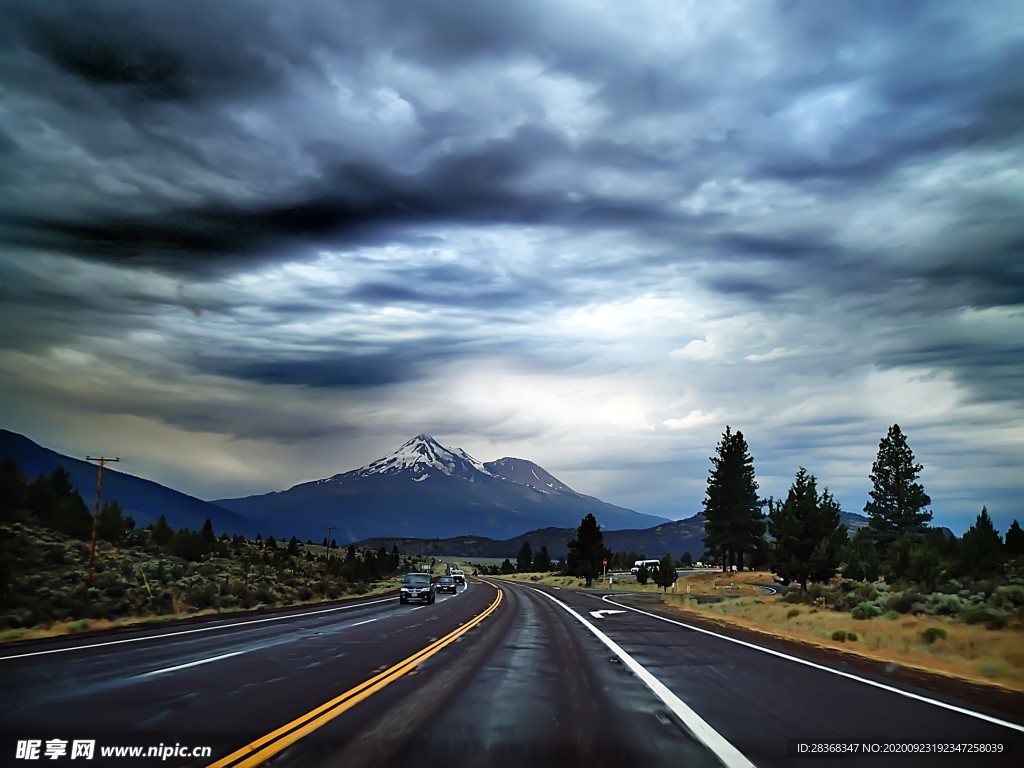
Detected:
[
  {"left": 0, "top": 459, "right": 414, "bottom": 642},
  {"left": 661, "top": 423, "right": 1024, "bottom": 691}
]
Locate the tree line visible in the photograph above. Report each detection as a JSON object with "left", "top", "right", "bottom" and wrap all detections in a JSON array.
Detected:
[
  {"left": 700, "top": 423, "right": 1023, "bottom": 591},
  {"left": 0, "top": 458, "right": 408, "bottom": 584}
]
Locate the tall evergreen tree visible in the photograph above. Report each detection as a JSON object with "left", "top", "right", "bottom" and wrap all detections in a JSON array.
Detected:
[
  {"left": 97, "top": 499, "right": 133, "bottom": 543},
  {"left": 864, "top": 424, "right": 932, "bottom": 555},
  {"left": 516, "top": 541, "right": 533, "bottom": 573},
  {"left": 768, "top": 468, "right": 848, "bottom": 593},
  {"left": 958, "top": 507, "right": 1004, "bottom": 577},
  {"left": 702, "top": 426, "right": 765, "bottom": 572},
  {"left": 1006, "top": 520, "right": 1024, "bottom": 557},
  {"left": 565, "top": 513, "right": 611, "bottom": 587},
  {"left": 201, "top": 518, "right": 215, "bottom": 543},
  {"left": 843, "top": 528, "right": 881, "bottom": 582},
  {"left": 533, "top": 545, "right": 552, "bottom": 572},
  {"left": 151, "top": 514, "right": 173, "bottom": 546},
  {"left": 0, "top": 458, "right": 26, "bottom": 520},
  {"left": 500, "top": 558, "right": 515, "bottom": 574}
]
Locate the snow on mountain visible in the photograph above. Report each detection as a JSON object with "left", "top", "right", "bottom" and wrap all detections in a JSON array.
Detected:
[
  {"left": 214, "top": 434, "right": 671, "bottom": 541},
  {"left": 483, "top": 457, "right": 577, "bottom": 495},
  {"left": 352, "top": 434, "right": 494, "bottom": 481}
]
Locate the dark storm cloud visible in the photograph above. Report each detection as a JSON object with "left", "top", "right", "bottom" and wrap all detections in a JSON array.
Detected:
[
  {"left": 3, "top": 0, "right": 329, "bottom": 104},
  {"left": 0, "top": 128, "right": 689, "bottom": 276},
  {"left": 1, "top": 0, "right": 1022, "bottom": 526}
]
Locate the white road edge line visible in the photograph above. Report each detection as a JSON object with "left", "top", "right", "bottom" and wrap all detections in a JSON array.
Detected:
[
  {"left": 531, "top": 587, "right": 755, "bottom": 768},
  {"left": 602, "top": 595, "right": 1024, "bottom": 733},
  {"left": 142, "top": 650, "right": 245, "bottom": 677},
  {"left": 350, "top": 618, "right": 378, "bottom": 627},
  {"left": 0, "top": 596, "right": 396, "bottom": 661}
]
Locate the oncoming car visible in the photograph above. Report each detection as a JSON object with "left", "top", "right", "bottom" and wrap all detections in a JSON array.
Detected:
[
  {"left": 399, "top": 573, "right": 436, "bottom": 604},
  {"left": 436, "top": 575, "right": 457, "bottom": 594},
  {"left": 450, "top": 569, "right": 466, "bottom": 585}
]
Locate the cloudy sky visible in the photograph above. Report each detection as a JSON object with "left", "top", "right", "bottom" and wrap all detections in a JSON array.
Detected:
[{"left": 1, "top": 0, "right": 1022, "bottom": 535}]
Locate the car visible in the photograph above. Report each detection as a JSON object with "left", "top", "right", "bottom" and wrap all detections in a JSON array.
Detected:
[
  {"left": 399, "top": 573, "right": 436, "bottom": 604},
  {"left": 450, "top": 569, "right": 466, "bottom": 585},
  {"left": 436, "top": 575, "right": 457, "bottom": 594}
]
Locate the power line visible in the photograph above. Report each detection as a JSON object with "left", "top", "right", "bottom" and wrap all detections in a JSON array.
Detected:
[{"left": 85, "top": 456, "right": 119, "bottom": 588}]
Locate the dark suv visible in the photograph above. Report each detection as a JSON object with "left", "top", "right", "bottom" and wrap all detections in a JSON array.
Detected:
[
  {"left": 436, "top": 575, "right": 457, "bottom": 594},
  {"left": 399, "top": 573, "right": 436, "bottom": 604}
]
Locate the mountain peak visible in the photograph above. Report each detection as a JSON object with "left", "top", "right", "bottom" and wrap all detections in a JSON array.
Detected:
[
  {"left": 353, "top": 434, "right": 494, "bottom": 480},
  {"left": 483, "top": 456, "right": 577, "bottom": 495}
]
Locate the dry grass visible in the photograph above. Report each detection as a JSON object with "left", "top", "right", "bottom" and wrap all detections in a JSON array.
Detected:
[
  {"left": 496, "top": 570, "right": 770, "bottom": 596},
  {"left": 663, "top": 595, "right": 1024, "bottom": 693},
  {"left": 0, "top": 579, "right": 402, "bottom": 645},
  {"left": 496, "top": 573, "right": 590, "bottom": 588}
]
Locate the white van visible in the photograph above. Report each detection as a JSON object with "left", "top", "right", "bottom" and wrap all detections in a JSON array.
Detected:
[{"left": 630, "top": 559, "right": 661, "bottom": 574}]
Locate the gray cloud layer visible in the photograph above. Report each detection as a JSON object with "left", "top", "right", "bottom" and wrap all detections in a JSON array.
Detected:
[{"left": 1, "top": 0, "right": 1022, "bottom": 533}]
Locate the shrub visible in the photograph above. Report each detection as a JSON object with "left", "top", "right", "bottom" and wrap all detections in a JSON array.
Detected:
[
  {"left": 963, "top": 607, "right": 1010, "bottom": 630},
  {"left": 831, "top": 630, "right": 848, "bottom": 642},
  {"left": 886, "top": 591, "right": 923, "bottom": 614},
  {"left": 989, "top": 585, "right": 1024, "bottom": 611},
  {"left": 845, "top": 632, "right": 858, "bottom": 642},
  {"left": 851, "top": 602, "right": 883, "bottom": 620},
  {"left": 920, "top": 627, "right": 948, "bottom": 645},
  {"left": 787, "top": 608, "right": 801, "bottom": 619},
  {"left": 782, "top": 588, "right": 803, "bottom": 604}
]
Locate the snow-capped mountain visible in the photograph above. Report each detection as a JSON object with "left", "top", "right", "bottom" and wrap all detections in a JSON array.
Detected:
[
  {"left": 214, "top": 434, "right": 670, "bottom": 542},
  {"left": 353, "top": 434, "right": 494, "bottom": 481},
  {"left": 483, "top": 457, "right": 575, "bottom": 495}
]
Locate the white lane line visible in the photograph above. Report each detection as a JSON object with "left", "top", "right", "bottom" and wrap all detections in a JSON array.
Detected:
[
  {"left": 141, "top": 650, "right": 245, "bottom": 677},
  {"left": 602, "top": 595, "right": 1024, "bottom": 733},
  {"left": 532, "top": 587, "right": 755, "bottom": 768},
  {"left": 350, "top": 618, "right": 378, "bottom": 627},
  {"left": 0, "top": 596, "right": 396, "bottom": 661}
]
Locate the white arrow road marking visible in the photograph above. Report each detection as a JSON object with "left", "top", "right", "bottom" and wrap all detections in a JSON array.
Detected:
[{"left": 589, "top": 609, "right": 627, "bottom": 619}]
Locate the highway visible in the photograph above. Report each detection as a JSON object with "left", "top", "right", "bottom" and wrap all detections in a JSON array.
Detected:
[{"left": 2, "top": 578, "right": 1022, "bottom": 767}]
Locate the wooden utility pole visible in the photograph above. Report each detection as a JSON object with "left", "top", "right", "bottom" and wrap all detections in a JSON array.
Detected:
[
  {"left": 324, "top": 525, "right": 336, "bottom": 558},
  {"left": 85, "top": 456, "right": 119, "bottom": 588}
]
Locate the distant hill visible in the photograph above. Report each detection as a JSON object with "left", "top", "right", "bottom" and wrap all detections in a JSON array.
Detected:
[
  {"left": 0, "top": 430, "right": 260, "bottom": 537},
  {"left": 214, "top": 434, "right": 669, "bottom": 542},
  {"left": 357, "top": 510, "right": 883, "bottom": 560}
]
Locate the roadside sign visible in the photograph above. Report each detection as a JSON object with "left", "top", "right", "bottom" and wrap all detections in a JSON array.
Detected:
[{"left": 602, "top": 558, "right": 608, "bottom": 567}]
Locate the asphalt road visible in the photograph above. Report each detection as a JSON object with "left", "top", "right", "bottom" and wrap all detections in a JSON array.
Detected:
[{"left": 2, "top": 579, "right": 1022, "bottom": 768}]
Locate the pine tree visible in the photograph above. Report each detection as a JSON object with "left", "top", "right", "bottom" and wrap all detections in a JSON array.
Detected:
[
  {"left": 500, "top": 558, "right": 515, "bottom": 574},
  {"left": 533, "top": 545, "right": 552, "bottom": 572},
  {"left": 1006, "top": 520, "right": 1024, "bottom": 556},
  {"left": 655, "top": 554, "right": 676, "bottom": 592},
  {"left": 566, "top": 513, "right": 611, "bottom": 587},
  {"left": 702, "top": 426, "right": 765, "bottom": 572},
  {"left": 635, "top": 562, "right": 650, "bottom": 585},
  {"left": 201, "top": 518, "right": 215, "bottom": 543},
  {"left": 958, "top": 507, "right": 1004, "bottom": 577},
  {"left": 516, "top": 541, "right": 533, "bottom": 573},
  {"left": 98, "top": 500, "right": 130, "bottom": 543},
  {"left": 680, "top": 552, "right": 694, "bottom": 567},
  {"left": 151, "top": 514, "right": 173, "bottom": 546},
  {"left": 843, "top": 528, "right": 880, "bottom": 582},
  {"left": 768, "top": 468, "right": 848, "bottom": 593},
  {"left": 864, "top": 424, "right": 932, "bottom": 557},
  {"left": 0, "top": 458, "right": 26, "bottom": 520}
]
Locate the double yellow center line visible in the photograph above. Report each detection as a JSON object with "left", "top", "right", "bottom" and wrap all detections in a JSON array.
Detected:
[{"left": 208, "top": 583, "right": 503, "bottom": 768}]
